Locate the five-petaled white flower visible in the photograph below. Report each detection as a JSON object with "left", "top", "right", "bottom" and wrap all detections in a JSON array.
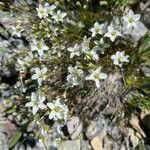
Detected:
[
  {"left": 25, "top": 92, "right": 46, "bottom": 115},
  {"left": 81, "top": 36, "right": 91, "bottom": 53},
  {"left": 36, "top": 4, "right": 48, "bottom": 19},
  {"left": 123, "top": 10, "right": 141, "bottom": 29},
  {"left": 85, "top": 50, "right": 99, "bottom": 61},
  {"left": 89, "top": 22, "right": 105, "bottom": 37},
  {"left": 11, "top": 25, "right": 24, "bottom": 37},
  {"left": 67, "top": 43, "right": 81, "bottom": 58},
  {"left": 104, "top": 25, "right": 121, "bottom": 42},
  {"left": 31, "top": 39, "right": 49, "bottom": 57},
  {"left": 31, "top": 67, "right": 48, "bottom": 86},
  {"left": 47, "top": 97, "right": 68, "bottom": 121},
  {"left": 17, "top": 52, "right": 33, "bottom": 71},
  {"left": 67, "top": 65, "right": 84, "bottom": 87},
  {"left": 45, "top": 3, "right": 56, "bottom": 15},
  {"left": 86, "top": 67, "right": 107, "bottom": 88},
  {"left": 52, "top": 10, "right": 67, "bottom": 22},
  {"left": 111, "top": 51, "right": 129, "bottom": 67}
]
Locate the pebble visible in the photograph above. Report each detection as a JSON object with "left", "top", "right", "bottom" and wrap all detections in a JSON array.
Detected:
[
  {"left": 90, "top": 136, "right": 102, "bottom": 150},
  {"left": 86, "top": 119, "right": 106, "bottom": 140},
  {"left": 67, "top": 116, "right": 82, "bottom": 139},
  {"left": 0, "top": 126, "right": 8, "bottom": 150},
  {"left": 129, "top": 116, "right": 146, "bottom": 138},
  {"left": 58, "top": 140, "right": 80, "bottom": 150}
]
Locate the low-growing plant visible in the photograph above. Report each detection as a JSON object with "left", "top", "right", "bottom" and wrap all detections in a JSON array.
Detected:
[{"left": 0, "top": 0, "right": 149, "bottom": 148}]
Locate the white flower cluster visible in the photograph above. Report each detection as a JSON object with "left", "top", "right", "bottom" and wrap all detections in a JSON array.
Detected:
[
  {"left": 12, "top": 2, "right": 147, "bottom": 132},
  {"left": 66, "top": 9, "right": 141, "bottom": 88},
  {"left": 26, "top": 93, "right": 68, "bottom": 122},
  {"left": 36, "top": 3, "right": 67, "bottom": 23},
  {"left": 26, "top": 92, "right": 46, "bottom": 115},
  {"left": 47, "top": 97, "right": 68, "bottom": 122}
]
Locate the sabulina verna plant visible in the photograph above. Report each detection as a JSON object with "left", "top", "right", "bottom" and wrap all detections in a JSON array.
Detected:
[{"left": 1, "top": 0, "right": 149, "bottom": 148}]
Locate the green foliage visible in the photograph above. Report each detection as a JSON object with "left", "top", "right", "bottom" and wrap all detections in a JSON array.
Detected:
[
  {"left": 8, "top": 130, "right": 22, "bottom": 149},
  {"left": 125, "top": 33, "right": 150, "bottom": 114}
]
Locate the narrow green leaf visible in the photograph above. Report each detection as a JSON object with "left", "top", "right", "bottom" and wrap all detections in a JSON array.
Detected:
[{"left": 8, "top": 129, "right": 22, "bottom": 149}]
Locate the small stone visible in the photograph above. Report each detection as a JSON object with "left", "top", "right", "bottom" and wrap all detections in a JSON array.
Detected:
[
  {"left": 58, "top": 140, "right": 80, "bottom": 150},
  {"left": 130, "top": 132, "right": 139, "bottom": 148},
  {"left": 108, "top": 126, "right": 121, "bottom": 141},
  {"left": 81, "top": 140, "right": 92, "bottom": 150},
  {"left": 103, "top": 137, "right": 113, "bottom": 150},
  {"left": 86, "top": 119, "right": 106, "bottom": 140},
  {"left": 120, "top": 144, "right": 126, "bottom": 150},
  {"left": 90, "top": 136, "right": 102, "bottom": 150},
  {"left": 0, "top": 126, "right": 8, "bottom": 150},
  {"left": 67, "top": 116, "right": 82, "bottom": 139},
  {"left": 112, "top": 142, "right": 120, "bottom": 150},
  {"left": 135, "top": 132, "right": 142, "bottom": 139},
  {"left": 129, "top": 116, "right": 146, "bottom": 138},
  {"left": 131, "top": 21, "right": 148, "bottom": 41}
]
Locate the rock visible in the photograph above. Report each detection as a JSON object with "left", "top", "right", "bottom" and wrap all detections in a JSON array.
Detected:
[
  {"left": 67, "top": 116, "right": 82, "bottom": 139},
  {"left": 129, "top": 116, "right": 146, "bottom": 138},
  {"left": 135, "top": 132, "right": 142, "bottom": 139},
  {"left": 103, "top": 137, "right": 113, "bottom": 150},
  {"left": 131, "top": 21, "right": 148, "bottom": 41},
  {"left": 120, "top": 144, "right": 126, "bottom": 150},
  {"left": 108, "top": 126, "right": 122, "bottom": 141},
  {"left": 80, "top": 140, "right": 92, "bottom": 150},
  {"left": 140, "top": 109, "right": 150, "bottom": 130},
  {"left": 90, "top": 136, "right": 102, "bottom": 150},
  {"left": 0, "top": 126, "right": 8, "bottom": 150},
  {"left": 58, "top": 140, "right": 80, "bottom": 150},
  {"left": 86, "top": 119, "right": 107, "bottom": 140},
  {"left": 112, "top": 142, "right": 120, "bottom": 150},
  {"left": 130, "top": 131, "right": 139, "bottom": 148}
]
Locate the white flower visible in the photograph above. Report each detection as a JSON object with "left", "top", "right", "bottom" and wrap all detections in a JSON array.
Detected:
[
  {"left": 111, "top": 51, "right": 129, "bottom": 67},
  {"left": 52, "top": 10, "right": 67, "bottom": 22},
  {"left": 93, "top": 39, "right": 109, "bottom": 54},
  {"left": 104, "top": 25, "right": 121, "bottom": 42},
  {"left": 67, "top": 66, "right": 84, "bottom": 87},
  {"left": 25, "top": 92, "right": 46, "bottom": 115},
  {"left": 123, "top": 10, "right": 141, "bottom": 29},
  {"left": 11, "top": 25, "right": 24, "bottom": 37},
  {"left": 85, "top": 50, "right": 99, "bottom": 61},
  {"left": 89, "top": 22, "right": 105, "bottom": 37},
  {"left": 17, "top": 53, "right": 33, "bottom": 70},
  {"left": 47, "top": 97, "right": 69, "bottom": 121},
  {"left": 36, "top": 4, "right": 48, "bottom": 19},
  {"left": 31, "top": 67, "right": 48, "bottom": 86},
  {"left": 67, "top": 43, "right": 81, "bottom": 58},
  {"left": 45, "top": 3, "right": 56, "bottom": 15},
  {"left": 86, "top": 67, "right": 107, "bottom": 88},
  {"left": 31, "top": 39, "right": 49, "bottom": 57},
  {"left": 81, "top": 36, "right": 91, "bottom": 53}
]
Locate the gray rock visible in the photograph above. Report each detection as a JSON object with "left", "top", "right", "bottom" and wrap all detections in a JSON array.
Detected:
[
  {"left": 86, "top": 119, "right": 107, "bottom": 140},
  {"left": 0, "top": 126, "right": 8, "bottom": 150},
  {"left": 131, "top": 21, "right": 148, "bottom": 41},
  {"left": 58, "top": 140, "right": 80, "bottom": 150},
  {"left": 108, "top": 126, "right": 122, "bottom": 141},
  {"left": 67, "top": 116, "right": 82, "bottom": 139},
  {"left": 80, "top": 140, "right": 91, "bottom": 150}
]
